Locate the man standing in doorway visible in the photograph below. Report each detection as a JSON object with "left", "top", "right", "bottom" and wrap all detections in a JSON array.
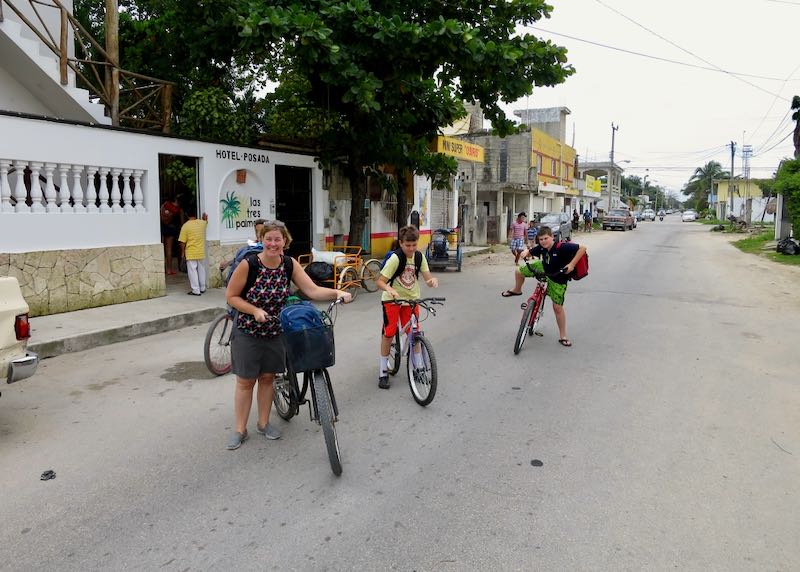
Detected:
[
  {"left": 179, "top": 206, "right": 209, "bottom": 296},
  {"left": 509, "top": 211, "right": 528, "bottom": 265}
]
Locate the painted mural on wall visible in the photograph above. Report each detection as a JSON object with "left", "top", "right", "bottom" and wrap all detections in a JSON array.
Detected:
[
  {"left": 414, "top": 175, "right": 431, "bottom": 229},
  {"left": 218, "top": 169, "right": 271, "bottom": 243}
]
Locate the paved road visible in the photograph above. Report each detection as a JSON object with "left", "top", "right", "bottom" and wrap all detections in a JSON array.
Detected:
[{"left": 2, "top": 218, "right": 799, "bottom": 571}]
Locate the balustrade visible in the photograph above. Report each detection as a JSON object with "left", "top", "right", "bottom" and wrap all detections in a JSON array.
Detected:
[{"left": 0, "top": 158, "right": 146, "bottom": 214}]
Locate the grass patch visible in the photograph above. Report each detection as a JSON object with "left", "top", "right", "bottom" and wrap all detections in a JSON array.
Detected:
[{"left": 731, "top": 230, "right": 800, "bottom": 265}]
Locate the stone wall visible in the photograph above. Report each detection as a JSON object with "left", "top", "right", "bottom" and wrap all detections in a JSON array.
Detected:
[
  {"left": 0, "top": 244, "right": 165, "bottom": 316},
  {"left": 207, "top": 241, "right": 240, "bottom": 288}
]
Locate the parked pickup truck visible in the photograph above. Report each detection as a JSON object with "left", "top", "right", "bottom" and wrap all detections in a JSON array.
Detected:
[
  {"left": 1, "top": 276, "right": 39, "bottom": 397},
  {"left": 602, "top": 209, "right": 635, "bottom": 231}
]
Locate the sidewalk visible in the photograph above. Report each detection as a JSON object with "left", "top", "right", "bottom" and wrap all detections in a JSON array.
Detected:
[{"left": 28, "top": 246, "right": 493, "bottom": 360}]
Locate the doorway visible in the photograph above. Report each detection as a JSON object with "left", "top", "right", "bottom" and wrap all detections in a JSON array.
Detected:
[{"left": 275, "top": 165, "right": 312, "bottom": 257}]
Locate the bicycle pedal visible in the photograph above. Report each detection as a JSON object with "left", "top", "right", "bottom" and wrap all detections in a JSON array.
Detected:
[{"left": 520, "top": 302, "right": 528, "bottom": 310}]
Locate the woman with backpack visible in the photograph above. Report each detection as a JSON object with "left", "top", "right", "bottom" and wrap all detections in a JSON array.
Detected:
[{"left": 224, "top": 221, "right": 352, "bottom": 450}]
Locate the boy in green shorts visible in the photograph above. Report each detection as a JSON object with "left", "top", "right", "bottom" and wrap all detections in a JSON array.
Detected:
[
  {"left": 500, "top": 226, "right": 587, "bottom": 347},
  {"left": 376, "top": 225, "right": 439, "bottom": 388}
]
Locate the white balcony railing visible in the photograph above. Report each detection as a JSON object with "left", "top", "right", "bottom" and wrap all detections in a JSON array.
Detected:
[{"left": 0, "top": 158, "right": 146, "bottom": 214}]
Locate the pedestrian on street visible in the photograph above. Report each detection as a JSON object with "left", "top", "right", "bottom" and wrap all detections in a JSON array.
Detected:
[
  {"left": 526, "top": 220, "right": 539, "bottom": 249},
  {"left": 178, "top": 206, "right": 208, "bottom": 296},
  {"left": 160, "top": 194, "right": 182, "bottom": 275},
  {"left": 572, "top": 209, "right": 580, "bottom": 231},
  {"left": 224, "top": 221, "right": 352, "bottom": 450},
  {"left": 500, "top": 226, "right": 587, "bottom": 348},
  {"left": 583, "top": 209, "right": 592, "bottom": 232},
  {"left": 509, "top": 212, "right": 528, "bottom": 265}
]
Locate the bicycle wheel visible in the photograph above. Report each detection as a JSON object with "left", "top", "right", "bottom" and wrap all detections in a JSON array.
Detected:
[
  {"left": 204, "top": 312, "right": 233, "bottom": 375},
  {"left": 361, "top": 259, "right": 383, "bottom": 292},
  {"left": 387, "top": 331, "right": 401, "bottom": 376},
  {"left": 339, "top": 266, "right": 360, "bottom": 301},
  {"left": 273, "top": 369, "right": 299, "bottom": 420},
  {"left": 312, "top": 369, "right": 342, "bottom": 476},
  {"left": 528, "top": 290, "right": 545, "bottom": 335},
  {"left": 407, "top": 335, "right": 438, "bottom": 406},
  {"left": 513, "top": 302, "right": 534, "bottom": 355}
]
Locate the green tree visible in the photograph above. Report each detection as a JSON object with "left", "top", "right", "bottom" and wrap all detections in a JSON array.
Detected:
[
  {"left": 685, "top": 161, "right": 728, "bottom": 212},
  {"left": 238, "top": 0, "right": 574, "bottom": 245},
  {"left": 775, "top": 159, "right": 800, "bottom": 232}
]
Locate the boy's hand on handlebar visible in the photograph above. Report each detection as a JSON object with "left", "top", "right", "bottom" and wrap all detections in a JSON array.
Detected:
[
  {"left": 336, "top": 291, "right": 353, "bottom": 304},
  {"left": 387, "top": 287, "right": 400, "bottom": 299},
  {"left": 426, "top": 277, "right": 439, "bottom": 288}
]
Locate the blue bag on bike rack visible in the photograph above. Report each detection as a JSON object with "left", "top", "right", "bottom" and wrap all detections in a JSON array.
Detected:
[{"left": 280, "top": 301, "right": 335, "bottom": 371}]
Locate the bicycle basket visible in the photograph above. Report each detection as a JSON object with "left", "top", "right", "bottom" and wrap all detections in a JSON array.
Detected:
[{"left": 283, "top": 325, "right": 335, "bottom": 372}]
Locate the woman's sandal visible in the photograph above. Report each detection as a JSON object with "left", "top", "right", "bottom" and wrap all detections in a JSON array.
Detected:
[
  {"left": 501, "top": 290, "right": 523, "bottom": 297},
  {"left": 558, "top": 339, "right": 572, "bottom": 347}
]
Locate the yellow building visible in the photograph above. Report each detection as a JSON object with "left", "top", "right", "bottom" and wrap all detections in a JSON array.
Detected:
[{"left": 531, "top": 128, "right": 576, "bottom": 188}]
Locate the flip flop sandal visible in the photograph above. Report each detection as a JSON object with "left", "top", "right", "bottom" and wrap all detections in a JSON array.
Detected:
[
  {"left": 501, "top": 290, "right": 523, "bottom": 297},
  {"left": 558, "top": 339, "right": 572, "bottom": 347}
]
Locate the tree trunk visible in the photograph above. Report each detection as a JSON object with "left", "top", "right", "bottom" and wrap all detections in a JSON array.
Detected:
[
  {"left": 396, "top": 170, "right": 409, "bottom": 230},
  {"left": 346, "top": 160, "right": 366, "bottom": 249}
]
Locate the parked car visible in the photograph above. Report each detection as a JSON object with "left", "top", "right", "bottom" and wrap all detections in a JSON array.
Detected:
[
  {"left": 602, "top": 209, "right": 635, "bottom": 231},
  {"left": 681, "top": 209, "right": 697, "bottom": 222},
  {"left": 642, "top": 208, "right": 656, "bottom": 221},
  {"left": 634, "top": 211, "right": 644, "bottom": 222},
  {"left": 1, "top": 277, "right": 39, "bottom": 398},
  {"left": 538, "top": 212, "right": 572, "bottom": 241}
]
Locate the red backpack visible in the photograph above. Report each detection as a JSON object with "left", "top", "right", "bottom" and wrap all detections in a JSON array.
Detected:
[{"left": 556, "top": 242, "right": 588, "bottom": 281}]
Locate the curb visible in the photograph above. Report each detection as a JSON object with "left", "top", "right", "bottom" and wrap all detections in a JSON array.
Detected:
[
  {"left": 464, "top": 247, "right": 493, "bottom": 257},
  {"left": 28, "top": 307, "right": 220, "bottom": 359}
]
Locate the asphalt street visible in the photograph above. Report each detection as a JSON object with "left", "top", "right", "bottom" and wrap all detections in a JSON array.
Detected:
[{"left": 1, "top": 217, "right": 799, "bottom": 571}]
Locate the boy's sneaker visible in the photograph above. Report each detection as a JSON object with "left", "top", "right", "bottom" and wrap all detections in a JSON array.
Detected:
[
  {"left": 378, "top": 375, "right": 390, "bottom": 389},
  {"left": 256, "top": 423, "right": 282, "bottom": 440}
]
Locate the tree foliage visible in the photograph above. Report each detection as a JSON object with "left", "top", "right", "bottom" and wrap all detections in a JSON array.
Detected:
[
  {"left": 684, "top": 161, "right": 728, "bottom": 212},
  {"left": 237, "top": 0, "right": 574, "bottom": 244},
  {"left": 775, "top": 158, "right": 800, "bottom": 231}
]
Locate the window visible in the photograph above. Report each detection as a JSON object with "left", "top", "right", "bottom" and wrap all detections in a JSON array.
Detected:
[
  {"left": 551, "top": 159, "right": 557, "bottom": 176},
  {"left": 537, "top": 154, "right": 543, "bottom": 173}
]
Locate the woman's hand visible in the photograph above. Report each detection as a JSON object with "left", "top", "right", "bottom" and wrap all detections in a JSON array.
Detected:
[{"left": 252, "top": 308, "right": 268, "bottom": 322}]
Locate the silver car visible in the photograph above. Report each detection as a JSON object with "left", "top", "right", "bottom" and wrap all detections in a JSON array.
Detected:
[{"left": 538, "top": 212, "right": 572, "bottom": 242}]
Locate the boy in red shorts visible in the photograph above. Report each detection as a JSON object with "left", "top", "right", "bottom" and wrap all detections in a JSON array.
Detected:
[{"left": 376, "top": 225, "right": 439, "bottom": 389}]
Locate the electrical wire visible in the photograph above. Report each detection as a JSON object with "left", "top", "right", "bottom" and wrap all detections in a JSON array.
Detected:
[
  {"left": 526, "top": 27, "right": 796, "bottom": 83},
  {"left": 749, "top": 62, "right": 800, "bottom": 141},
  {"left": 754, "top": 131, "right": 794, "bottom": 156},
  {"left": 592, "top": 0, "right": 792, "bottom": 101}
]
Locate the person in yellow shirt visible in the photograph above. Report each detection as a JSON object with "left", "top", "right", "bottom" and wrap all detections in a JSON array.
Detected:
[{"left": 179, "top": 210, "right": 209, "bottom": 295}]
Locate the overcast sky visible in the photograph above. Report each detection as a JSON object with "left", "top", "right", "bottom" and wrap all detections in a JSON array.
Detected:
[{"left": 500, "top": 0, "right": 799, "bottom": 197}]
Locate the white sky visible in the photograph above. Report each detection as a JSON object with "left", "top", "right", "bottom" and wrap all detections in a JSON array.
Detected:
[{"left": 499, "top": 0, "right": 800, "bottom": 196}]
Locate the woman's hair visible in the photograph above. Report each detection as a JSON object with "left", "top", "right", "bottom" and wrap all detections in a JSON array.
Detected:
[
  {"left": 389, "top": 239, "right": 400, "bottom": 251},
  {"left": 258, "top": 220, "right": 293, "bottom": 249},
  {"left": 398, "top": 225, "right": 420, "bottom": 243}
]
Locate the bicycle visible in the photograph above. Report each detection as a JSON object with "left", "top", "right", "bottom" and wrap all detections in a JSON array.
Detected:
[
  {"left": 513, "top": 262, "right": 564, "bottom": 355},
  {"left": 272, "top": 298, "right": 346, "bottom": 476},
  {"left": 385, "top": 297, "right": 446, "bottom": 406},
  {"left": 204, "top": 310, "right": 234, "bottom": 375}
]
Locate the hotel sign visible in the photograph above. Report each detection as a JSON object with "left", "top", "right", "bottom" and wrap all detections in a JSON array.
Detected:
[{"left": 435, "top": 136, "right": 484, "bottom": 163}]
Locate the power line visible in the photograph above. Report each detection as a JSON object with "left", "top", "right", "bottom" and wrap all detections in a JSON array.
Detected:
[
  {"left": 526, "top": 27, "right": 797, "bottom": 82},
  {"left": 749, "top": 62, "right": 800, "bottom": 141},
  {"left": 766, "top": 0, "right": 800, "bottom": 5},
  {"left": 754, "top": 131, "right": 794, "bottom": 156},
  {"left": 592, "top": 0, "right": 792, "bottom": 101}
]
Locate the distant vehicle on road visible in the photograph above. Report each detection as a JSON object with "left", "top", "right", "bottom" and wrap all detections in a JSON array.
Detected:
[
  {"left": 1, "top": 276, "right": 39, "bottom": 398},
  {"left": 603, "top": 209, "right": 635, "bottom": 231},
  {"left": 681, "top": 210, "right": 697, "bottom": 222},
  {"left": 538, "top": 212, "right": 572, "bottom": 242},
  {"left": 642, "top": 209, "right": 656, "bottom": 221},
  {"left": 634, "top": 211, "right": 644, "bottom": 222}
]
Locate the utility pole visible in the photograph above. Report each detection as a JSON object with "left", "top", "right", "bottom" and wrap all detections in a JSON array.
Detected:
[
  {"left": 609, "top": 123, "right": 618, "bottom": 211},
  {"left": 728, "top": 141, "right": 736, "bottom": 220}
]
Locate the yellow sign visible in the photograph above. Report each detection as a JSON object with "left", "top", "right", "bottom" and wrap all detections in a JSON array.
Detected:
[{"left": 435, "top": 136, "right": 484, "bottom": 163}]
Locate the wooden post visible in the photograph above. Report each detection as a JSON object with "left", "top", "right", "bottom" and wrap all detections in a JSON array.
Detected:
[
  {"left": 59, "top": 7, "right": 68, "bottom": 84},
  {"left": 105, "top": 0, "right": 119, "bottom": 125},
  {"left": 161, "top": 84, "right": 173, "bottom": 133}
]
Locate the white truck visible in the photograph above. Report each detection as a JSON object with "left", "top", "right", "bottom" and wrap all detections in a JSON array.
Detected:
[{"left": 1, "top": 276, "right": 39, "bottom": 397}]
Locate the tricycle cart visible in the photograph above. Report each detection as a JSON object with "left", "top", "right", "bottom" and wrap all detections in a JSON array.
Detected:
[
  {"left": 425, "top": 228, "right": 462, "bottom": 272},
  {"left": 297, "top": 246, "right": 384, "bottom": 300}
]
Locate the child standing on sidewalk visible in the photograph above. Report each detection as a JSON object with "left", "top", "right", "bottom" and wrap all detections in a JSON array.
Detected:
[{"left": 375, "top": 225, "right": 438, "bottom": 389}]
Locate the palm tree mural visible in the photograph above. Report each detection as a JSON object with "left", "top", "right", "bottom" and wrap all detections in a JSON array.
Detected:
[
  {"left": 220, "top": 191, "right": 241, "bottom": 228},
  {"left": 686, "top": 161, "right": 728, "bottom": 211}
]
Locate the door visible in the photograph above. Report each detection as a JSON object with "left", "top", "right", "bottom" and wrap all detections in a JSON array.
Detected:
[{"left": 275, "top": 166, "right": 312, "bottom": 258}]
